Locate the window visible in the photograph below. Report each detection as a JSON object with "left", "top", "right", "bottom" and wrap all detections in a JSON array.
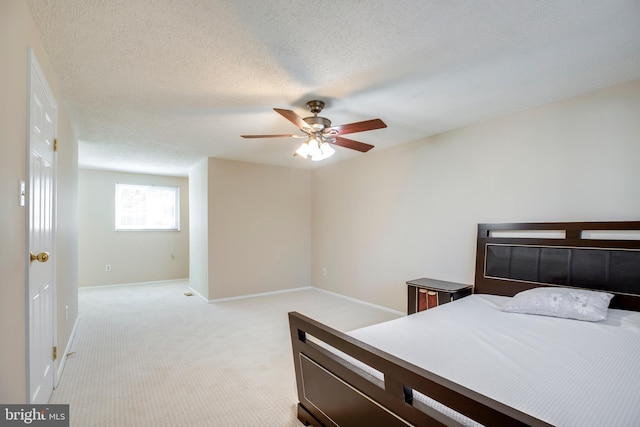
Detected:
[{"left": 115, "top": 183, "right": 180, "bottom": 231}]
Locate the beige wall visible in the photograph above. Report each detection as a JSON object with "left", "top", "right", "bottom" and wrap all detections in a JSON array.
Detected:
[
  {"left": 0, "top": 0, "right": 79, "bottom": 402},
  {"left": 203, "top": 158, "right": 311, "bottom": 299},
  {"left": 78, "top": 169, "right": 189, "bottom": 286},
  {"left": 312, "top": 80, "right": 640, "bottom": 312}
]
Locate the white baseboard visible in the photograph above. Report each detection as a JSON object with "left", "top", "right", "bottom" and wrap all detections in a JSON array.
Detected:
[
  {"left": 55, "top": 314, "right": 80, "bottom": 387},
  {"left": 79, "top": 278, "right": 189, "bottom": 290},
  {"left": 312, "top": 287, "right": 405, "bottom": 316},
  {"left": 186, "top": 286, "right": 208, "bottom": 303},
  {"left": 207, "top": 286, "right": 312, "bottom": 304},
  {"left": 198, "top": 285, "right": 403, "bottom": 316},
  {"left": 79, "top": 280, "right": 402, "bottom": 316}
]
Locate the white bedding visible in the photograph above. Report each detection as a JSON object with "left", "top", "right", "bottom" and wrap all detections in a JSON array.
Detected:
[{"left": 345, "top": 294, "right": 640, "bottom": 427}]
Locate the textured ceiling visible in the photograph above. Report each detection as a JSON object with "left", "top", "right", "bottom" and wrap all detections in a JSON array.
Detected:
[{"left": 27, "top": 0, "right": 640, "bottom": 176}]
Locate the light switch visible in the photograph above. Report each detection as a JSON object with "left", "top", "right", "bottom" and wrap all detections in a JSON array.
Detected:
[{"left": 19, "top": 180, "right": 25, "bottom": 207}]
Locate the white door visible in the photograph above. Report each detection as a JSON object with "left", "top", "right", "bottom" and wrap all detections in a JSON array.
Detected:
[{"left": 27, "top": 49, "right": 57, "bottom": 404}]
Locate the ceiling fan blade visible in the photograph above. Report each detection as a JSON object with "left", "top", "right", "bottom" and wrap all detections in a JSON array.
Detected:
[
  {"left": 241, "top": 134, "right": 305, "bottom": 139},
  {"left": 330, "top": 136, "right": 374, "bottom": 153},
  {"left": 274, "top": 108, "right": 311, "bottom": 131},
  {"left": 325, "top": 118, "right": 386, "bottom": 135}
]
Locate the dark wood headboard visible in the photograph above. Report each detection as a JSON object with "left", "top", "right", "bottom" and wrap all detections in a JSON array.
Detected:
[{"left": 474, "top": 221, "right": 640, "bottom": 311}]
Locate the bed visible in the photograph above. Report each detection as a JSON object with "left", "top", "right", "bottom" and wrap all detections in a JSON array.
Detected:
[{"left": 288, "top": 221, "right": 640, "bottom": 426}]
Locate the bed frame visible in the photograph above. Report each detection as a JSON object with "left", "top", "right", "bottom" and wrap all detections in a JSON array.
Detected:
[{"left": 289, "top": 221, "right": 640, "bottom": 426}]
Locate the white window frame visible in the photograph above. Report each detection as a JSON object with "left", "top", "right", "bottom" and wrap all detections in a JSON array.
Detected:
[{"left": 115, "top": 183, "right": 180, "bottom": 231}]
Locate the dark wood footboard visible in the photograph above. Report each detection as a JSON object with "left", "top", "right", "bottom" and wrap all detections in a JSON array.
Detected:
[{"left": 289, "top": 311, "right": 551, "bottom": 427}]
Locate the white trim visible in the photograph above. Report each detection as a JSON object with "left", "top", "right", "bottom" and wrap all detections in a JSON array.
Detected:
[
  {"left": 77, "top": 280, "right": 404, "bottom": 315},
  {"left": 186, "top": 286, "right": 208, "bottom": 303},
  {"left": 208, "top": 286, "right": 312, "bottom": 303},
  {"left": 312, "top": 287, "right": 405, "bottom": 316},
  {"left": 204, "top": 285, "right": 404, "bottom": 316},
  {"left": 78, "top": 278, "right": 189, "bottom": 290},
  {"left": 55, "top": 315, "right": 80, "bottom": 386}
]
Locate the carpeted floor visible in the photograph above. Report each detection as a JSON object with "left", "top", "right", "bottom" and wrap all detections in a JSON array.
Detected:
[{"left": 50, "top": 281, "right": 401, "bottom": 427}]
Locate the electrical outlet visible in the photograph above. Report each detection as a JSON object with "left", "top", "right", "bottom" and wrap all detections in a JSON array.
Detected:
[
  {"left": 105, "top": 264, "right": 111, "bottom": 272},
  {"left": 322, "top": 267, "right": 327, "bottom": 277}
]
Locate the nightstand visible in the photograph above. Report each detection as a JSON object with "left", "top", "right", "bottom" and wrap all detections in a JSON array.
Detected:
[{"left": 406, "top": 278, "right": 473, "bottom": 314}]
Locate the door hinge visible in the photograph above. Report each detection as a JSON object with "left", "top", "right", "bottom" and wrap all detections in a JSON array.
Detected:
[
  {"left": 53, "top": 138, "right": 58, "bottom": 152},
  {"left": 52, "top": 346, "right": 58, "bottom": 361}
]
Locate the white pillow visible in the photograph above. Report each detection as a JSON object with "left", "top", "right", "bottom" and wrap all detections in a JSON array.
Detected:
[{"left": 501, "top": 287, "right": 614, "bottom": 321}]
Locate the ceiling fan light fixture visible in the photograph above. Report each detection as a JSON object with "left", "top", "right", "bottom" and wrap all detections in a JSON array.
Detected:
[
  {"left": 295, "top": 142, "right": 309, "bottom": 159},
  {"left": 311, "top": 141, "right": 336, "bottom": 161},
  {"left": 307, "top": 136, "right": 321, "bottom": 157},
  {"left": 320, "top": 141, "right": 335, "bottom": 158}
]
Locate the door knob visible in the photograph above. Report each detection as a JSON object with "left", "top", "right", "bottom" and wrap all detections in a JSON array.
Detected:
[{"left": 30, "top": 251, "right": 50, "bottom": 264}]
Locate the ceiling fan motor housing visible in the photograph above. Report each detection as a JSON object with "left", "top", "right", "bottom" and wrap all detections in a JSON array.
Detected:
[{"left": 303, "top": 115, "right": 331, "bottom": 131}]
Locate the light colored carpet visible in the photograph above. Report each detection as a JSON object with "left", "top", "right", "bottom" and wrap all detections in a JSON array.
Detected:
[{"left": 50, "top": 281, "right": 402, "bottom": 427}]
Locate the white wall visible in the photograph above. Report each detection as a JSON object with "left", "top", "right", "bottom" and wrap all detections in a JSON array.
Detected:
[
  {"left": 78, "top": 169, "right": 189, "bottom": 286},
  {"left": 0, "top": 0, "right": 79, "bottom": 402},
  {"left": 311, "top": 80, "right": 640, "bottom": 312}
]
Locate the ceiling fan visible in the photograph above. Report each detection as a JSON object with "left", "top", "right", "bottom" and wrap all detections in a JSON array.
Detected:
[{"left": 241, "top": 100, "right": 386, "bottom": 161}]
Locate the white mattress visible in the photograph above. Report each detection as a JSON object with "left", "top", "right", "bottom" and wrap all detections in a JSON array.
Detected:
[{"left": 345, "top": 294, "right": 640, "bottom": 427}]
